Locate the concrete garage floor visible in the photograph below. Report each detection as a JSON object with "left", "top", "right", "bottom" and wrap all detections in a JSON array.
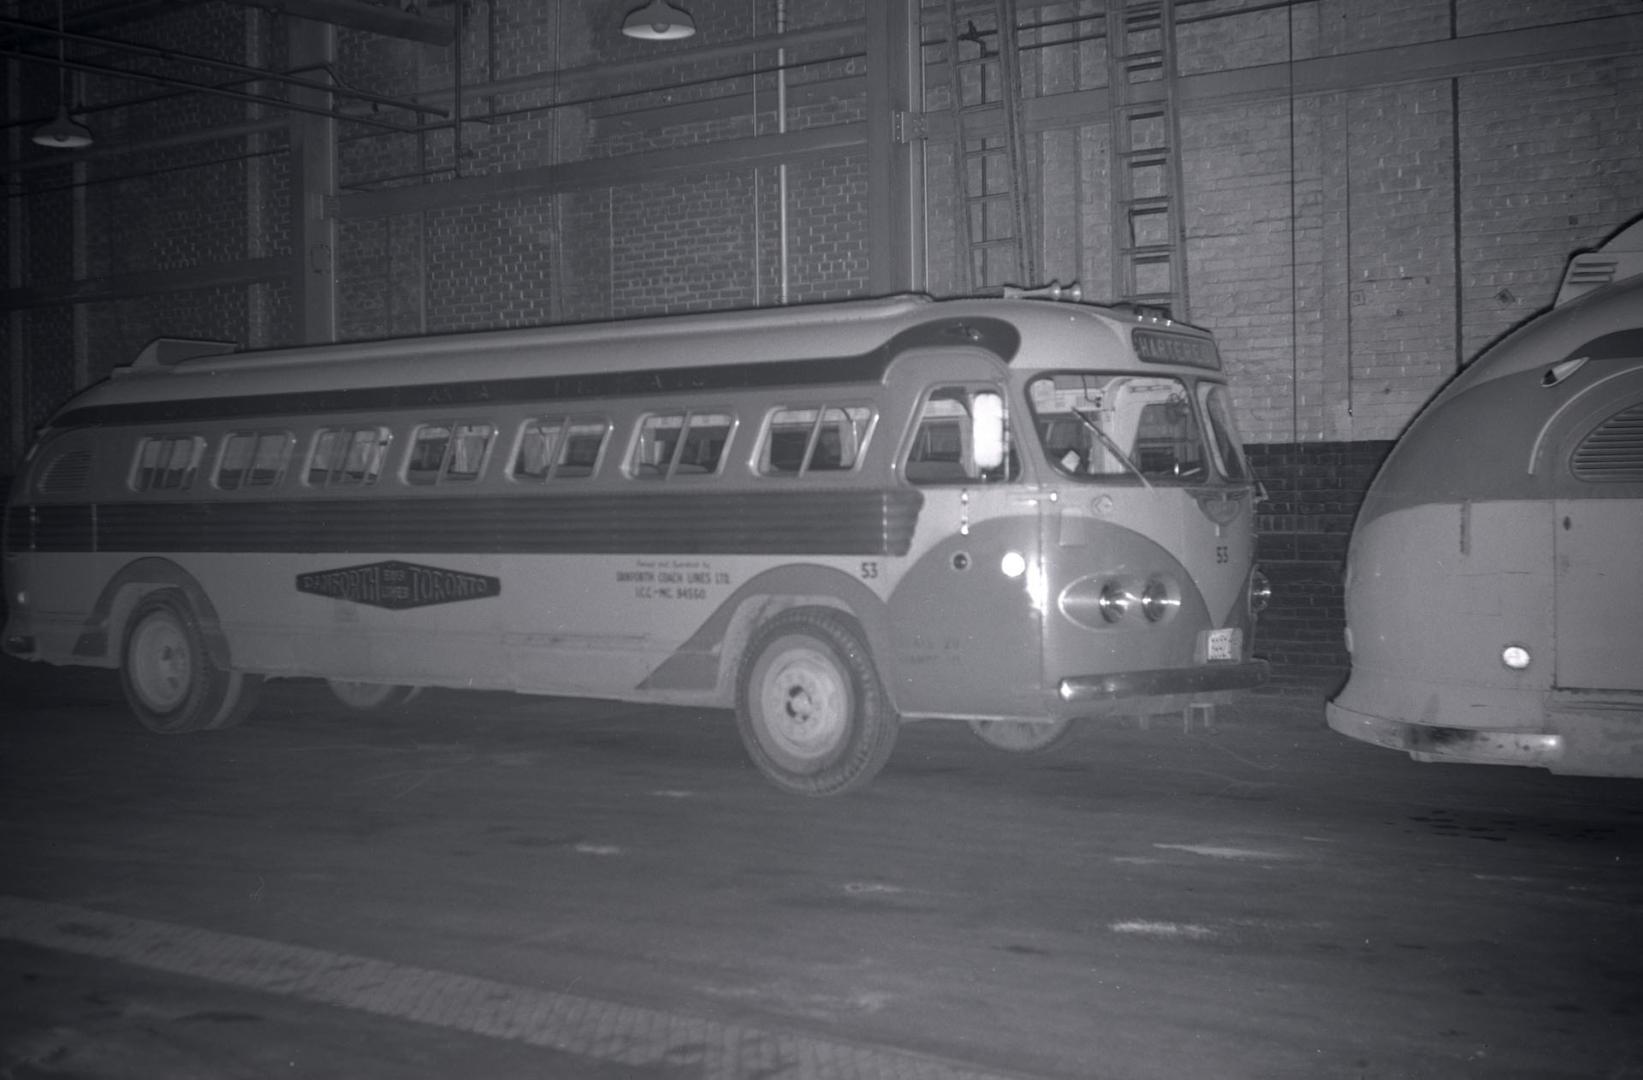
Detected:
[{"left": 1, "top": 658, "right": 1640, "bottom": 1080}]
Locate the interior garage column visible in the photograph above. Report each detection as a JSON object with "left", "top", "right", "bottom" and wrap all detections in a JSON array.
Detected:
[
  {"left": 289, "top": 17, "right": 336, "bottom": 343},
  {"left": 866, "top": 0, "right": 923, "bottom": 295}
]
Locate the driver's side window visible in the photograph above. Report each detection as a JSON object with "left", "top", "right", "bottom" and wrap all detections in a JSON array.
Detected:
[{"left": 904, "top": 385, "right": 1018, "bottom": 485}]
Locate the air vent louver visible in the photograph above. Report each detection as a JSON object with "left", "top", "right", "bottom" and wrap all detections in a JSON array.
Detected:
[
  {"left": 1571, "top": 403, "right": 1643, "bottom": 482},
  {"left": 37, "top": 449, "right": 93, "bottom": 494}
]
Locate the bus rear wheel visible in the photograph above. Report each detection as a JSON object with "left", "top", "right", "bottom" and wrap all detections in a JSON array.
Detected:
[
  {"left": 736, "top": 609, "right": 898, "bottom": 796},
  {"left": 121, "top": 589, "right": 260, "bottom": 734},
  {"left": 326, "top": 680, "right": 423, "bottom": 712},
  {"left": 967, "top": 718, "right": 1073, "bottom": 753}
]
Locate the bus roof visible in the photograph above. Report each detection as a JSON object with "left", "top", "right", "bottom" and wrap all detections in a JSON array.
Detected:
[{"left": 45, "top": 293, "right": 1218, "bottom": 431}]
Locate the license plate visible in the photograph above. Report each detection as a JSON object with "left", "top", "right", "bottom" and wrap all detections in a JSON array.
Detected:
[{"left": 1206, "top": 627, "right": 1241, "bottom": 662}]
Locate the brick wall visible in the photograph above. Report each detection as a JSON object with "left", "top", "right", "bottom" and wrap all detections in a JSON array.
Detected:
[
  {"left": 1245, "top": 440, "right": 1396, "bottom": 700},
  {"left": 1458, "top": 54, "right": 1643, "bottom": 361}
]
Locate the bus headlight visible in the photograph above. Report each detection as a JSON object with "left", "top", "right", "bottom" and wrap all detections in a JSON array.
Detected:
[
  {"left": 1141, "top": 578, "right": 1178, "bottom": 622},
  {"left": 1249, "top": 569, "right": 1271, "bottom": 615},
  {"left": 1098, "top": 580, "right": 1131, "bottom": 623},
  {"left": 1501, "top": 644, "right": 1531, "bottom": 670},
  {"left": 1060, "top": 575, "right": 1148, "bottom": 629},
  {"left": 1000, "top": 551, "right": 1027, "bottom": 578}
]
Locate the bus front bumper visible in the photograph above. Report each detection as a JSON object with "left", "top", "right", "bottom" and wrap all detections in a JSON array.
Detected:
[
  {"left": 1326, "top": 700, "right": 1564, "bottom": 768},
  {"left": 1057, "top": 660, "right": 1269, "bottom": 704}
]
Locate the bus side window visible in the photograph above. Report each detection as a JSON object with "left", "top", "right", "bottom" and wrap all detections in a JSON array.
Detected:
[
  {"left": 516, "top": 416, "right": 610, "bottom": 481},
  {"left": 810, "top": 406, "right": 870, "bottom": 471},
  {"left": 763, "top": 409, "right": 813, "bottom": 474},
  {"left": 217, "top": 431, "right": 293, "bottom": 490},
  {"left": 514, "top": 417, "right": 563, "bottom": 480},
  {"left": 631, "top": 412, "right": 733, "bottom": 478},
  {"left": 904, "top": 388, "right": 1017, "bottom": 485},
  {"left": 556, "top": 418, "right": 608, "bottom": 479},
  {"left": 407, "top": 422, "right": 493, "bottom": 485},
  {"left": 905, "top": 389, "right": 975, "bottom": 484},
  {"left": 632, "top": 413, "right": 684, "bottom": 478},
  {"left": 407, "top": 425, "right": 451, "bottom": 483},
  {"left": 131, "top": 435, "right": 204, "bottom": 492},
  {"left": 760, "top": 405, "right": 872, "bottom": 476},
  {"left": 678, "top": 413, "right": 734, "bottom": 475},
  {"left": 308, "top": 427, "right": 392, "bottom": 488}
]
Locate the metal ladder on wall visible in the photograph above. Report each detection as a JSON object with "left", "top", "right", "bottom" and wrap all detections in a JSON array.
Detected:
[
  {"left": 942, "top": 0, "right": 1034, "bottom": 291},
  {"left": 1106, "top": 0, "right": 1189, "bottom": 318}
]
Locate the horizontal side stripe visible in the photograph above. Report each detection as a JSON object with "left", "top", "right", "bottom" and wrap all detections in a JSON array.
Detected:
[
  {"left": 7, "top": 489, "right": 924, "bottom": 558},
  {"left": 49, "top": 317, "right": 1022, "bottom": 430}
]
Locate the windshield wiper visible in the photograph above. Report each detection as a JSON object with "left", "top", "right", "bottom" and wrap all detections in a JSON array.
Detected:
[{"left": 1072, "top": 407, "right": 1152, "bottom": 489}]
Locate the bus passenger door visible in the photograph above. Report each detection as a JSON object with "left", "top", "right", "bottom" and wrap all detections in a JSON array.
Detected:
[
  {"left": 1552, "top": 371, "right": 1643, "bottom": 691},
  {"left": 887, "top": 379, "right": 1046, "bottom": 720}
]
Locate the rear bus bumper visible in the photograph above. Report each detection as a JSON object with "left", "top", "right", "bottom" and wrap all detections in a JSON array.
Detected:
[{"left": 1325, "top": 700, "right": 1564, "bottom": 768}]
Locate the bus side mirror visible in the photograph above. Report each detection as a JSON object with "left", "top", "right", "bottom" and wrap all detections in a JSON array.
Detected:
[{"left": 972, "top": 392, "right": 1006, "bottom": 471}]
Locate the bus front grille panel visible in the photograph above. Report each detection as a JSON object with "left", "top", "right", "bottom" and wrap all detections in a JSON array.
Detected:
[{"left": 9, "top": 490, "right": 923, "bottom": 558}]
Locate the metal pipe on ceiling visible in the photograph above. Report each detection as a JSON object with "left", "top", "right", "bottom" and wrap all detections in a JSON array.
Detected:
[
  {"left": 0, "top": 14, "right": 446, "bottom": 118},
  {"left": 0, "top": 46, "right": 425, "bottom": 133}
]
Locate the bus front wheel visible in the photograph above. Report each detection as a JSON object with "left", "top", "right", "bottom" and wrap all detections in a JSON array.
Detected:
[
  {"left": 967, "top": 718, "right": 1073, "bottom": 753},
  {"left": 736, "top": 609, "right": 898, "bottom": 796},
  {"left": 326, "top": 680, "right": 423, "bottom": 712},
  {"left": 121, "top": 589, "right": 260, "bottom": 734}
]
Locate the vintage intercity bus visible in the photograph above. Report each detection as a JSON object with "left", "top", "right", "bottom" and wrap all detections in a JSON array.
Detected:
[
  {"left": 1328, "top": 220, "right": 1643, "bottom": 777},
  {"left": 3, "top": 287, "right": 1269, "bottom": 794}
]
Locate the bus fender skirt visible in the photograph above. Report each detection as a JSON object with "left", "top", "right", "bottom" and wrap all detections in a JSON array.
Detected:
[
  {"left": 637, "top": 564, "right": 892, "bottom": 703},
  {"left": 71, "top": 557, "right": 235, "bottom": 671},
  {"left": 1058, "top": 660, "right": 1269, "bottom": 703},
  {"left": 1325, "top": 701, "right": 1564, "bottom": 768}
]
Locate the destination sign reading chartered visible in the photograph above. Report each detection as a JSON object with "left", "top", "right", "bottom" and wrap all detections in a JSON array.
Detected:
[
  {"left": 296, "top": 561, "right": 500, "bottom": 610},
  {"left": 1132, "top": 329, "right": 1221, "bottom": 370}
]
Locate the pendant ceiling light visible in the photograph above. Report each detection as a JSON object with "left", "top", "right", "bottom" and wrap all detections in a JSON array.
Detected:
[
  {"left": 33, "top": 0, "right": 92, "bottom": 149},
  {"left": 622, "top": 0, "right": 695, "bottom": 41}
]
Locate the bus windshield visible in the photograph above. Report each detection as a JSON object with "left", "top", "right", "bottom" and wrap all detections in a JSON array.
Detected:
[
  {"left": 1029, "top": 372, "right": 1214, "bottom": 483},
  {"left": 1199, "top": 382, "right": 1251, "bottom": 482}
]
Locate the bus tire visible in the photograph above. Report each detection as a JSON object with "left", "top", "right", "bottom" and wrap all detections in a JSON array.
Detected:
[
  {"left": 967, "top": 718, "right": 1073, "bottom": 753},
  {"left": 736, "top": 609, "right": 898, "bottom": 796},
  {"left": 121, "top": 589, "right": 260, "bottom": 734},
  {"left": 326, "top": 680, "right": 423, "bottom": 712}
]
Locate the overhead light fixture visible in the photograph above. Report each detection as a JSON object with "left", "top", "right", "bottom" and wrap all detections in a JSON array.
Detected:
[
  {"left": 33, "top": 104, "right": 92, "bottom": 149},
  {"left": 622, "top": 0, "right": 695, "bottom": 40},
  {"left": 33, "top": 0, "right": 92, "bottom": 149}
]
